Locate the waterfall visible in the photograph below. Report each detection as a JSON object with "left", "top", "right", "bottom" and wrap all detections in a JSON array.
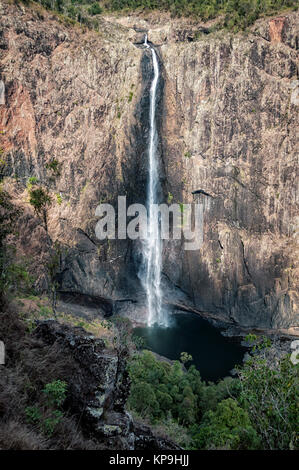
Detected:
[{"left": 140, "top": 34, "right": 167, "bottom": 327}]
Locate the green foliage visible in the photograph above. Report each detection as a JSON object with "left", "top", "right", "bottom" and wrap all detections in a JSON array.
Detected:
[
  {"left": 199, "top": 376, "right": 238, "bottom": 415},
  {"left": 0, "top": 188, "right": 34, "bottom": 300},
  {"left": 39, "top": 305, "right": 54, "bottom": 317},
  {"left": 42, "top": 380, "right": 67, "bottom": 407},
  {"left": 25, "top": 405, "right": 42, "bottom": 424},
  {"left": 131, "top": 334, "right": 146, "bottom": 350},
  {"left": 127, "top": 346, "right": 298, "bottom": 450},
  {"left": 29, "top": 0, "right": 297, "bottom": 33},
  {"left": 27, "top": 176, "right": 39, "bottom": 189},
  {"left": 179, "top": 202, "right": 184, "bottom": 213},
  {"left": 42, "top": 410, "right": 64, "bottom": 435},
  {"left": 56, "top": 193, "right": 62, "bottom": 205},
  {"left": 180, "top": 351, "right": 193, "bottom": 365},
  {"left": 25, "top": 380, "right": 67, "bottom": 436},
  {"left": 88, "top": 2, "right": 103, "bottom": 15},
  {"left": 244, "top": 333, "right": 271, "bottom": 351},
  {"left": 128, "top": 351, "right": 203, "bottom": 426},
  {"left": 45, "top": 158, "right": 62, "bottom": 177},
  {"left": 237, "top": 355, "right": 299, "bottom": 449},
  {"left": 0, "top": 148, "right": 7, "bottom": 174},
  {"left": 28, "top": 187, "right": 51, "bottom": 215},
  {"left": 167, "top": 192, "right": 173, "bottom": 204},
  {"left": 192, "top": 398, "right": 261, "bottom": 449},
  {"left": 28, "top": 185, "right": 52, "bottom": 230},
  {"left": 260, "top": 335, "right": 272, "bottom": 349},
  {"left": 3, "top": 262, "right": 34, "bottom": 295},
  {"left": 0, "top": 186, "right": 19, "bottom": 244},
  {"left": 107, "top": 0, "right": 297, "bottom": 30},
  {"left": 245, "top": 333, "right": 257, "bottom": 343},
  {"left": 128, "top": 91, "right": 134, "bottom": 102},
  {"left": 184, "top": 151, "right": 192, "bottom": 158}
]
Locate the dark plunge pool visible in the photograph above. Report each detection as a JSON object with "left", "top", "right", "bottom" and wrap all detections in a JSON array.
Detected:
[{"left": 133, "top": 313, "right": 247, "bottom": 382}]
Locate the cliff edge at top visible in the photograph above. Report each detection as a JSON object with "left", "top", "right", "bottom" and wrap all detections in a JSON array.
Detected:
[{"left": 0, "top": 1, "right": 298, "bottom": 330}]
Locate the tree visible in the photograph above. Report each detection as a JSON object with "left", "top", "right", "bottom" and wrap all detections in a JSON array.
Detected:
[
  {"left": 180, "top": 351, "right": 193, "bottom": 365},
  {"left": 237, "top": 355, "right": 299, "bottom": 449},
  {"left": 129, "top": 381, "right": 160, "bottom": 418},
  {"left": 128, "top": 351, "right": 202, "bottom": 424},
  {"left": 192, "top": 398, "right": 261, "bottom": 450},
  {"left": 199, "top": 376, "right": 238, "bottom": 415},
  {"left": 88, "top": 2, "right": 102, "bottom": 15},
  {"left": 28, "top": 186, "right": 52, "bottom": 231}
]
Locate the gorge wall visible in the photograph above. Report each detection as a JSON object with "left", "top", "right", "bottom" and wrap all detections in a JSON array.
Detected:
[
  {"left": 157, "top": 13, "right": 299, "bottom": 329},
  {"left": 0, "top": 1, "right": 298, "bottom": 329}
]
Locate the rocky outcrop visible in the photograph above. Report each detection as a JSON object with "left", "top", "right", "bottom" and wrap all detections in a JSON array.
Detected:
[
  {"left": 34, "top": 320, "right": 179, "bottom": 449},
  {"left": 0, "top": 1, "right": 298, "bottom": 329},
  {"left": 269, "top": 17, "right": 287, "bottom": 43}
]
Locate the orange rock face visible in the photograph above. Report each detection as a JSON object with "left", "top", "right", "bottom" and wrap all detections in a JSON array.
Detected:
[
  {"left": 0, "top": 2, "right": 298, "bottom": 330},
  {"left": 269, "top": 17, "right": 286, "bottom": 43},
  {"left": 0, "top": 81, "right": 37, "bottom": 156}
]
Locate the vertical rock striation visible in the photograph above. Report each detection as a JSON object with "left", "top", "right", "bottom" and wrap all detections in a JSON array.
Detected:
[
  {"left": 158, "top": 13, "right": 299, "bottom": 328},
  {"left": 0, "top": 2, "right": 298, "bottom": 329}
]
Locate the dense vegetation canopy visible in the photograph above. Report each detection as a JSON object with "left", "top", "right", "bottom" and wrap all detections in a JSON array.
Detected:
[
  {"left": 29, "top": 0, "right": 298, "bottom": 31},
  {"left": 108, "top": 0, "right": 297, "bottom": 27},
  {"left": 127, "top": 348, "right": 299, "bottom": 449}
]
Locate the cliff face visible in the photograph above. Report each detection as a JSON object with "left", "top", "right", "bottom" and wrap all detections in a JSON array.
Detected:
[
  {"left": 0, "top": 307, "right": 179, "bottom": 450},
  {"left": 158, "top": 14, "right": 299, "bottom": 328},
  {"left": 0, "top": 1, "right": 144, "bottom": 302},
  {"left": 0, "top": 2, "right": 298, "bottom": 329}
]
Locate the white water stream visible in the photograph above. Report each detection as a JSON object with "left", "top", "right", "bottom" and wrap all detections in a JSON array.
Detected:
[{"left": 141, "top": 35, "right": 167, "bottom": 327}]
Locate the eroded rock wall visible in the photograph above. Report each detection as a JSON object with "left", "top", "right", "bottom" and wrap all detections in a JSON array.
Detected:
[
  {"left": 159, "top": 13, "right": 299, "bottom": 328},
  {"left": 0, "top": 1, "right": 146, "bottom": 303},
  {"left": 1, "top": 2, "right": 298, "bottom": 329}
]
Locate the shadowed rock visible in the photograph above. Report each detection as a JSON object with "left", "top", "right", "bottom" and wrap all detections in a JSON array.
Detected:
[
  {"left": 191, "top": 189, "right": 213, "bottom": 197},
  {"left": 34, "top": 320, "right": 180, "bottom": 450}
]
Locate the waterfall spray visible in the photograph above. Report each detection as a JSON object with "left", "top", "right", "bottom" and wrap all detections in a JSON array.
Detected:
[{"left": 140, "top": 35, "right": 167, "bottom": 327}]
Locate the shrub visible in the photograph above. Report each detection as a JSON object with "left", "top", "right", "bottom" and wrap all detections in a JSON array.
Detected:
[
  {"left": 56, "top": 193, "right": 62, "bottom": 205},
  {"left": 192, "top": 398, "right": 260, "bottom": 450},
  {"left": 128, "top": 91, "right": 134, "bottom": 102},
  {"left": 25, "top": 406, "right": 42, "bottom": 424},
  {"left": 180, "top": 351, "right": 193, "bottom": 365},
  {"left": 42, "top": 410, "right": 64, "bottom": 436},
  {"left": 237, "top": 355, "right": 299, "bottom": 449},
  {"left": 88, "top": 2, "right": 102, "bottom": 15},
  {"left": 24, "top": 381, "right": 67, "bottom": 437},
  {"left": 42, "top": 380, "right": 67, "bottom": 407},
  {"left": 45, "top": 158, "right": 62, "bottom": 177},
  {"left": 167, "top": 192, "right": 173, "bottom": 204},
  {"left": 27, "top": 176, "right": 38, "bottom": 188}
]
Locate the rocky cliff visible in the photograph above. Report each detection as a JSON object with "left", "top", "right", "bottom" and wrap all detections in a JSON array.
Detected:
[
  {"left": 33, "top": 320, "right": 179, "bottom": 449},
  {"left": 0, "top": 305, "right": 179, "bottom": 449},
  {"left": 0, "top": 1, "right": 298, "bottom": 329},
  {"left": 157, "top": 13, "right": 299, "bottom": 329}
]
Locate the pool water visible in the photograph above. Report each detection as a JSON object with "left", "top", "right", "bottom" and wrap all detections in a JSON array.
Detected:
[{"left": 133, "top": 313, "right": 247, "bottom": 382}]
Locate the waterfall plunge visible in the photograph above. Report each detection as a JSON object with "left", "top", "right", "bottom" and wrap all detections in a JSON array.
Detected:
[{"left": 140, "top": 35, "right": 168, "bottom": 328}]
